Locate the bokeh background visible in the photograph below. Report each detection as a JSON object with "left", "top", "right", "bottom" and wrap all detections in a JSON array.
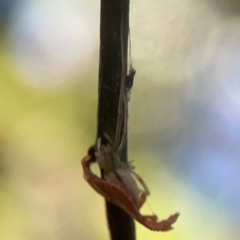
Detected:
[{"left": 1, "top": 0, "right": 240, "bottom": 239}]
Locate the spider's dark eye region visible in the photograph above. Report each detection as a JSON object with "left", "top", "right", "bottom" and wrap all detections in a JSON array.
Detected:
[{"left": 88, "top": 145, "right": 95, "bottom": 157}]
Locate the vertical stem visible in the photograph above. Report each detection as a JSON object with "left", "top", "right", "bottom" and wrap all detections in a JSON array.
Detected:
[{"left": 97, "top": 0, "right": 135, "bottom": 239}]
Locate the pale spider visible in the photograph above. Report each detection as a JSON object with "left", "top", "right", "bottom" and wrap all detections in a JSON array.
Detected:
[
  {"left": 95, "top": 132, "right": 150, "bottom": 207},
  {"left": 95, "top": 31, "right": 150, "bottom": 205}
]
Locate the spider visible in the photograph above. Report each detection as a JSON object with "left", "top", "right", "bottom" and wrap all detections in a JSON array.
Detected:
[
  {"left": 94, "top": 27, "right": 150, "bottom": 206},
  {"left": 95, "top": 132, "right": 150, "bottom": 208}
]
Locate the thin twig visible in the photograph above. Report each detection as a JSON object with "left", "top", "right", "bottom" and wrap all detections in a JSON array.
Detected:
[{"left": 97, "top": 0, "right": 135, "bottom": 239}]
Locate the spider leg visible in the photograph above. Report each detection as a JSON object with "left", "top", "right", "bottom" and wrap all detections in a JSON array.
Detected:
[
  {"left": 115, "top": 90, "right": 124, "bottom": 150},
  {"left": 138, "top": 192, "right": 147, "bottom": 209},
  {"left": 103, "top": 132, "right": 114, "bottom": 146},
  {"left": 118, "top": 77, "right": 128, "bottom": 154},
  {"left": 101, "top": 20, "right": 131, "bottom": 162},
  {"left": 130, "top": 170, "right": 150, "bottom": 196},
  {"left": 96, "top": 138, "right": 101, "bottom": 151},
  {"left": 116, "top": 17, "right": 129, "bottom": 154}
]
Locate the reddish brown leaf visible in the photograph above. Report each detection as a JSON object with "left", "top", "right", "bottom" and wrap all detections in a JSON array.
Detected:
[{"left": 81, "top": 155, "right": 180, "bottom": 231}]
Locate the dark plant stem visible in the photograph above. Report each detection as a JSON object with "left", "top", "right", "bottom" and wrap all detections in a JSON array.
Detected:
[{"left": 97, "top": 0, "right": 135, "bottom": 239}]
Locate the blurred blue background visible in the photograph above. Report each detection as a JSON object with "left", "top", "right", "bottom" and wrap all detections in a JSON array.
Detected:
[{"left": 1, "top": 0, "right": 240, "bottom": 239}]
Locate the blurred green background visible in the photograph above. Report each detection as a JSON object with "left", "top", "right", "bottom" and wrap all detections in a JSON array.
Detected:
[{"left": 1, "top": 0, "right": 240, "bottom": 239}]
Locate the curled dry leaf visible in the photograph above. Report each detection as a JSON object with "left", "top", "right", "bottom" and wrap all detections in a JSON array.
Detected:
[{"left": 81, "top": 155, "right": 180, "bottom": 231}]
